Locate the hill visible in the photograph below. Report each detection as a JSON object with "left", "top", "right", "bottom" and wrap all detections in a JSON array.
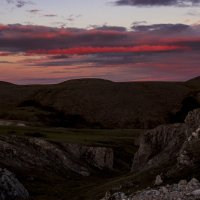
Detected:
[
  {"left": 0, "top": 77, "right": 200, "bottom": 128},
  {"left": 186, "top": 76, "right": 200, "bottom": 89}
]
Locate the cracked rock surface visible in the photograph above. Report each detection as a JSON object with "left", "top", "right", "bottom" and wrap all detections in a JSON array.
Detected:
[{"left": 0, "top": 168, "right": 29, "bottom": 200}]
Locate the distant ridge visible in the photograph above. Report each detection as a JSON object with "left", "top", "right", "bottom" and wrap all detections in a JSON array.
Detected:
[
  {"left": 59, "top": 78, "right": 113, "bottom": 85},
  {"left": 187, "top": 76, "right": 200, "bottom": 82},
  {"left": 1, "top": 76, "right": 199, "bottom": 86},
  {"left": 0, "top": 81, "right": 16, "bottom": 86},
  {"left": 186, "top": 76, "right": 200, "bottom": 88}
]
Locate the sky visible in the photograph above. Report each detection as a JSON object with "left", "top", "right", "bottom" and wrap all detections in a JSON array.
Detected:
[{"left": 0, "top": 0, "right": 200, "bottom": 84}]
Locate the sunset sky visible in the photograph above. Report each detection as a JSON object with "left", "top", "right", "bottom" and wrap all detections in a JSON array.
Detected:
[{"left": 0, "top": 0, "right": 200, "bottom": 84}]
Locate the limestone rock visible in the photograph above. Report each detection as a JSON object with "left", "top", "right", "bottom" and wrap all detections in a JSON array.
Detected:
[
  {"left": 177, "top": 150, "right": 192, "bottom": 167},
  {"left": 0, "top": 135, "right": 114, "bottom": 177},
  {"left": 178, "top": 180, "right": 187, "bottom": 190},
  {"left": 154, "top": 175, "right": 163, "bottom": 186},
  {"left": 187, "top": 178, "right": 200, "bottom": 189},
  {"left": 177, "top": 125, "right": 200, "bottom": 169},
  {"left": 191, "top": 189, "right": 200, "bottom": 197},
  {"left": 63, "top": 144, "right": 113, "bottom": 170},
  {"left": 112, "top": 192, "right": 128, "bottom": 200},
  {"left": 132, "top": 123, "right": 190, "bottom": 171},
  {"left": 0, "top": 168, "right": 29, "bottom": 200},
  {"left": 160, "top": 186, "right": 168, "bottom": 194},
  {"left": 84, "top": 147, "right": 113, "bottom": 170},
  {"left": 101, "top": 178, "right": 200, "bottom": 200},
  {"left": 185, "top": 109, "right": 200, "bottom": 131},
  {"left": 132, "top": 108, "right": 200, "bottom": 178},
  {"left": 101, "top": 192, "right": 128, "bottom": 200}
]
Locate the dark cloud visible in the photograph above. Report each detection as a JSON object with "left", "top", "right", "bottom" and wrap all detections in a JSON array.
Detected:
[
  {"left": 115, "top": 0, "right": 200, "bottom": 6},
  {"left": 90, "top": 25, "right": 127, "bottom": 32},
  {"left": 27, "top": 9, "right": 41, "bottom": 14},
  {"left": 0, "top": 23, "right": 199, "bottom": 57},
  {"left": 131, "top": 23, "right": 190, "bottom": 32},
  {"left": 132, "top": 21, "right": 147, "bottom": 26},
  {"left": 50, "top": 55, "right": 71, "bottom": 59},
  {"left": 44, "top": 14, "right": 58, "bottom": 17},
  {"left": 65, "top": 14, "right": 82, "bottom": 22},
  {"left": 32, "top": 53, "right": 150, "bottom": 68},
  {"left": 6, "top": 0, "right": 34, "bottom": 8},
  {"left": 0, "top": 24, "right": 129, "bottom": 52},
  {"left": 0, "top": 61, "right": 13, "bottom": 64}
]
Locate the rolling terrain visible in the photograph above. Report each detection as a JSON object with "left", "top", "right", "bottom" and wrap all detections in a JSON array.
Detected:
[{"left": 0, "top": 77, "right": 200, "bottom": 129}]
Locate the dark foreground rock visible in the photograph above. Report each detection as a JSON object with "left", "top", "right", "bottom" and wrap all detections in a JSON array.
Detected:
[
  {"left": 0, "top": 168, "right": 29, "bottom": 200},
  {"left": 101, "top": 178, "right": 200, "bottom": 200}
]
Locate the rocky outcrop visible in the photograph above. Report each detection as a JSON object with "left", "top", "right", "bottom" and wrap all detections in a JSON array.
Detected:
[
  {"left": 132, "top": 109, "right": 200, "bottom": 172},
  {"left": 185, "top": 108, "right": 200, "bottom": 130},
  {"left": 177, "top": 126, "right": 200, "bottom": 169},
  {"left": 132, "top": 123, "right": 190, "bottom": 171},
  {"left": 154, "top": 175, "right": 163, "bottom": 186},
  {"left": 83, "top": 147, "right": 113, "bottom": 170},
  {"left": 62, "top": 144, "right": 113, "bottom": 170},
  {"left": 0, "top": 135, "right": 114, "bottom": 177},
  {"left": 0, "top": 168, "right": 29, "bottom": 200},
  {"left": 101, "top": 178, "right": 200, "bottom": 200}
]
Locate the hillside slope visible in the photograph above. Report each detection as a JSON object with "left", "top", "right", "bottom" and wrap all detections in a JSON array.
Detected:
[{"left": 0, "top": 77, "right": 200, "bottom": 128}]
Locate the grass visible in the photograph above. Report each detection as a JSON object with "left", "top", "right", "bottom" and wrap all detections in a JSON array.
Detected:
[{"left": 0, "top": 125, "right": 142, "bottom": 147}]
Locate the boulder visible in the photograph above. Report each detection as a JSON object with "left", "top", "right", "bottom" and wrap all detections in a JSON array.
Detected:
[
  {"left": 178, "top": 180, "right": 187, "bottom": 190},
  {"left": 0, "top": 168, "right": 29, "bottom": 200},
  {"left": 187, "top": 178, "right": 200, "bottom": 189},
  {"left": 154, "top": 175, "right": 163, "bottom": 186}
]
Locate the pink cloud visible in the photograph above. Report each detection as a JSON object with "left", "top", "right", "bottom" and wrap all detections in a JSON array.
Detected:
[{"left": 27, "top": 45, "right": 188, "bottom": 55}]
